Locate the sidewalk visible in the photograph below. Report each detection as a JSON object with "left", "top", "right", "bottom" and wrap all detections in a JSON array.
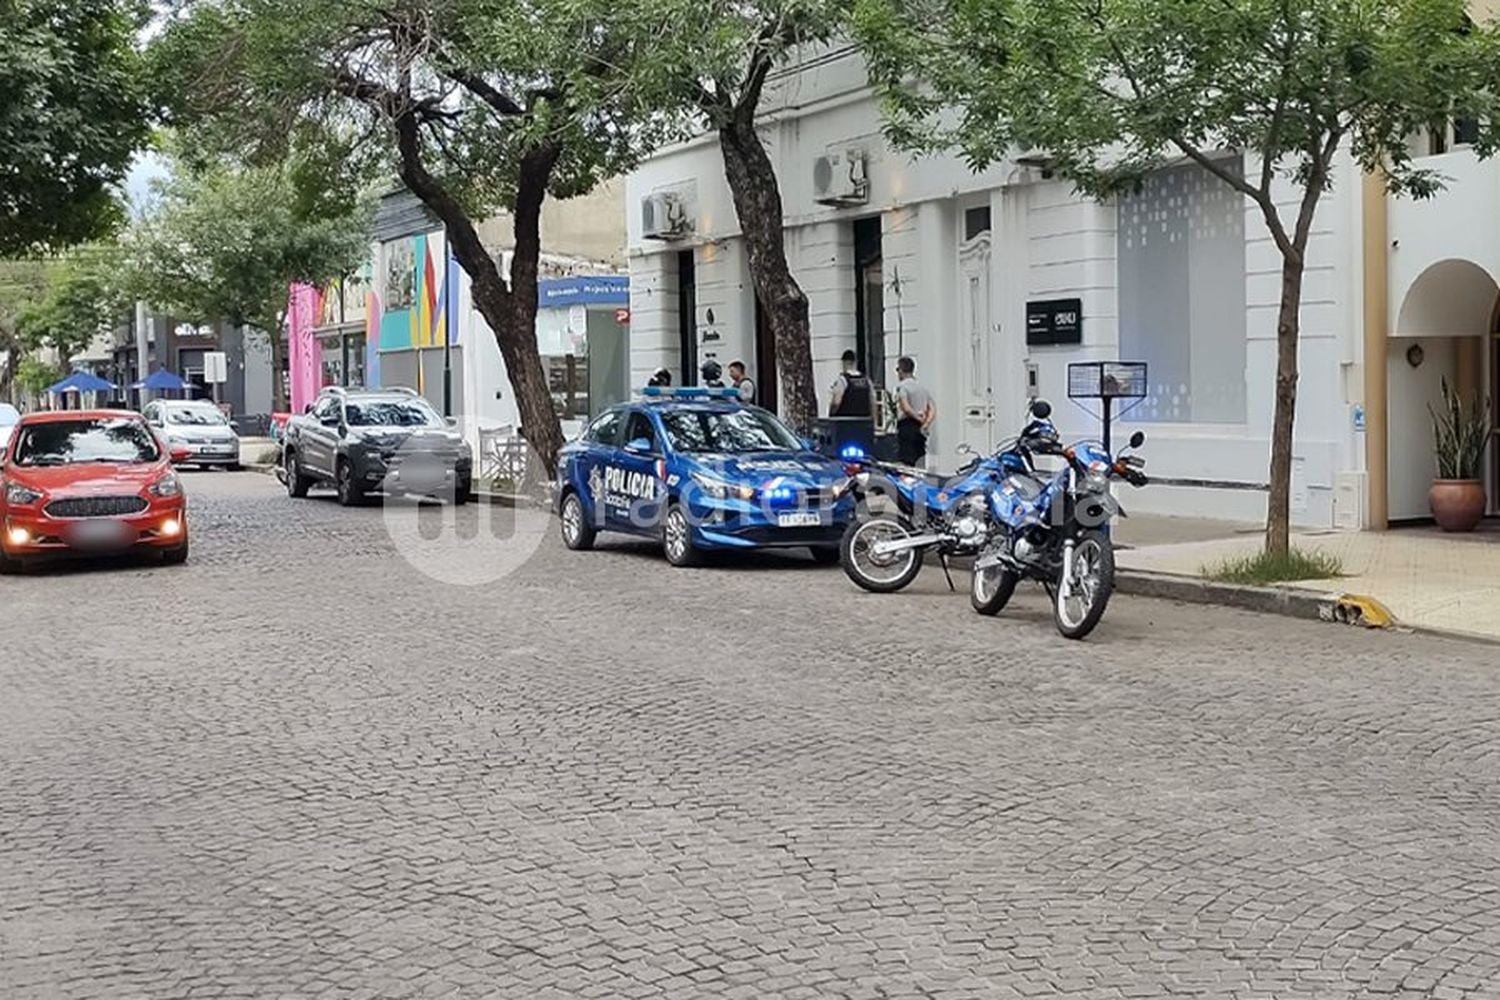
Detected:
[{"left": 1116, "top": 514, "right": 1500, "bottom": 642}]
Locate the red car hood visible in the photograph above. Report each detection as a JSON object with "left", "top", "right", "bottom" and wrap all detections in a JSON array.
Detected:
[{"left": 7, "top": 462, "right": 166, "bottom": 496}]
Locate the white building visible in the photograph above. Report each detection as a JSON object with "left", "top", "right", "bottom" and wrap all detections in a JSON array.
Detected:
[{"left": 624, "top": 44, "right": 1500, "bottom": 530}]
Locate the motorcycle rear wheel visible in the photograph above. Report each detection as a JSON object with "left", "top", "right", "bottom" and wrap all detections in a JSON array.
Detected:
[
  {"left": 840, "top": 516, "right": 924, "bottom": 593},
  {"left": 1052, "top": 529, "right": 1115, "bottom": 640},
  {"left": 970, "top": 563, "right": 1019, "bottom": 616}
]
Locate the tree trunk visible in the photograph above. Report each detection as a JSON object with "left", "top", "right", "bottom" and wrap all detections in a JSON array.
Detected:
[
  {"left": 393, "top": 115, "right": 566, "bottom": 476},
  {"left": 718, "top": 115, "right": 817, "bottom": 432},
  {"left": 1265, "top": 253, "right": 1304, "bottom": 557}
]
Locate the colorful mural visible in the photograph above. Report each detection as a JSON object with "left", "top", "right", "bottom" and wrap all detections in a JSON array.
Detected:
[{"left": 379, "top": 233, "right": 458, "bottom": 354}]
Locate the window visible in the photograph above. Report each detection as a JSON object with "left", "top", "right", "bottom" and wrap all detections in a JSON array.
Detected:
[
  {"left": 1117, "top": 158, "right": 1248, "bottom": 424},
  {"left": 659, "top": 408, "right": 801, "bottom": 454},
  {"left": 624, "top": 412, "right": 658, "bottom": 452},
  {"left": 586, "top": 408, "right": 625, "bottom": 447},
  {"left": 13, "top": 418, "right": 161, "bottom": 467},
  {"left": 345, "top": 399, "right": 442, "bottom": 427},
  {"left": 964, "top": 206, "right": 992, "bottom": 241},
  {"left": 164, "top": 405, "right": 228, "bottom": 426},
  {"left": 311, "top": 397, "right": 340, "bottom": 423}
]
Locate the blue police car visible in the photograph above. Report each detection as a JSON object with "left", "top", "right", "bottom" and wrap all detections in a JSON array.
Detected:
[{"left": 555, "top": 388, "right": 857, "bottom": 566}]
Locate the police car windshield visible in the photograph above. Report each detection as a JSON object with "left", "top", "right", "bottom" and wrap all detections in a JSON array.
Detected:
[{"left": 659, "top": 408, "right": 801, "bottom": 454}]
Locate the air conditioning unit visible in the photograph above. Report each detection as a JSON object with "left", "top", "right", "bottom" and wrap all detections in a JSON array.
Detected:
[
  {"left": 641, "top": 192, "right": 693, "bottom": 241},
  {"left": 813, "top": 150, "right": 869, "bottom": 207}
]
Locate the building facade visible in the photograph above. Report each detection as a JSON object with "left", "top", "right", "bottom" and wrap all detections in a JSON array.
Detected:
[
  {"left": 624, "top": 44, "right": 1499, "bottom": 530},
  {"left": 289, "top": 183, "right": 632, "bottom": 462}
]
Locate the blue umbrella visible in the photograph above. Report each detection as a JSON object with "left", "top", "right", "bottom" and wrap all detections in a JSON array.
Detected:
[
  {"left": 133, "top": 368, "right": 191, "bottom": 392},
  {"left": 47, "top": 370, "right": 117, "bottom": 394}
]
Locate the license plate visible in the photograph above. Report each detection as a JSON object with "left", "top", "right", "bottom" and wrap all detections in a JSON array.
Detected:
[
  {"left": 777, "top": 512, "right": 822, "bottom": 528},
  {"left": 70, "top": 521, "right": 130, "bottom": 548}
]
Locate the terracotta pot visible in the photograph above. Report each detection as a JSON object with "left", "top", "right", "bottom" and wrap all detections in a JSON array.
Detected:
[{"left": 1429, "top": 479, "right": 1486, "bottom": 532}]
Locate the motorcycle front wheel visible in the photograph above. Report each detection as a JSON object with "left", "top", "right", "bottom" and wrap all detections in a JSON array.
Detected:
[
  {"left": 970, "top": 562, "right": 1019, "bottom": 616},
  {"left": 840, "top": 515, "right": 924, "bottom": 593},
  {"left": 1053, "top": 529, "right": 1115, "bottom": 640}
]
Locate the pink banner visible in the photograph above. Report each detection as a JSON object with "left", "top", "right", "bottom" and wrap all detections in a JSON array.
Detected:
[{"left": 287, "top": 283, "right": 321, "bottom": 414}]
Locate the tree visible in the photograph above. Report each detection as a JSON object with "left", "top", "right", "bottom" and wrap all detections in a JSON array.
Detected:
[
  {"left": 0, "top": 250, "right": 127, "bottom": 401},
  {"left": 0, "top": 259, "right": 48, "bottom": 401},
  {"left": 152, "top": 0, "right": 681, "bottom": 473},
  {"left": 0, "top": 0, "right": 152, "bottom": 254},
  {"left": 130, "top": 159, "right": 371, "bottom": 411},
  {"left": 648, "top": 1, "right": 848, "bottom": 432},
  {"left": 858, "top": 0, "right": 1500, "bottom": 555}
]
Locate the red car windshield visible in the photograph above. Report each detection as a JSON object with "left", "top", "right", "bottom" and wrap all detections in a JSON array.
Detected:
[{"left": 11, "top": 418, "right": 162, "bottom": 467}]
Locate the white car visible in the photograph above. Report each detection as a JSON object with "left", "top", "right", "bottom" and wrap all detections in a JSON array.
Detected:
[
  {"left": 144, "top": 399, "right": 241, "bottom": 470},
  {"left": 0, "top": 402, "right": 18, "bottom": 455}
]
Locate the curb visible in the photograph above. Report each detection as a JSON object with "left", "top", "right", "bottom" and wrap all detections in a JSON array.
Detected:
[
  {"left": 1115, "top": 568, "right": 1330, "bottom": 621},
  {"left": 1117, "top": 569, "right": 1500, "bottom": 647}
]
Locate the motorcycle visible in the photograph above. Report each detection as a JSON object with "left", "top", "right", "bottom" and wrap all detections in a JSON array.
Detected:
[
  {"left": 837, "top": 408, "right": 1048, "bottom": 594},
  {"left": 970, "top": 404, "right": 1149, "bottom": 640}
]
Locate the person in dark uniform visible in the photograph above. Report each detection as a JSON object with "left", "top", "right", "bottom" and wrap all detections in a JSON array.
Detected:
[
  {"left": 647, "top": 367, "right": 672, "bottom": 388},
  {"left": 700, "top": 360, "right": 725, "bottom": 388},
  {"left": 828, "top": 350, "right": 872, "bottom": 417}
]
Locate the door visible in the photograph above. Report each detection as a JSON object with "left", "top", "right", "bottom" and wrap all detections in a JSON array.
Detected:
[
  {"left": 304, "top": 396, "right": 341, "bottom": 477},
  {"left": 575, "top": 407, "right": 625, "bottom": 529},
  {"left": 677, "top": 251, "right": 697, "bottom": 386},
  {"left": 754, "top": 298, "right": 778, "bottom": 413},
  {"left": 958, "top": 225, "right": 996, "bottom": 452},
  {"left": 853, "top": 217, "right": 885, "bottom": 388},
  {"left": 611, "top": 409, "right": 665, "bottom": 533}
]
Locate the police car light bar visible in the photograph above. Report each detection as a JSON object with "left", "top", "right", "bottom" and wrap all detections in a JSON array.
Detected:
[{"left": 640, "top": 386, "right": 742, "bottom": 399}]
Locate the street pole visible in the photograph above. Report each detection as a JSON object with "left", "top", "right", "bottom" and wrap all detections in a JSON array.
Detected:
[{"left": 134, "top": 300, "right": 150, "bottom": 409}]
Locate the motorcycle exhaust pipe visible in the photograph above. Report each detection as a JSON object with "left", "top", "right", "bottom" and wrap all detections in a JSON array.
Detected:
[{"left": 871, "top": 533, "right": 944, "bottom": 557}]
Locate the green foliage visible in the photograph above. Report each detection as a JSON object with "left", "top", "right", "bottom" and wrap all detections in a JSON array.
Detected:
[
  {"left": 15, "top": 249, "right": 130, "bottom": 363},
  {"left": 1429, "top": 377, "right": 1494, "bottom": 480},
  {"left": 150, "top": 0, "right": 684, "bottom": 216},
  {"left": 1202, "top": 547, "right": 1344, "bottom": 585},
  {"left": 858, "top": 0, "right": 1500, "bottom": 202},
  {"left": 0, "top": 0, "right": 153, "bottom": 254},
  {"left": 129, "top": 158, "right": 372, "bottom": 335},
  {"left": 14, "top": 354, "right": 62, "bottom": 396}
]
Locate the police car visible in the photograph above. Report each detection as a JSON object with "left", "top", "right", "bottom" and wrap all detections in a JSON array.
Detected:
[{"left": 555, "top": 388, "right": 857, "bottom": 566}]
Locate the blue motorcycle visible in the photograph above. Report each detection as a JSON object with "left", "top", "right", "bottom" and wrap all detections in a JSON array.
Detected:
[
  {"left": 970, "top": 402, "right": 1149, "bottom": 639},
  {"left": 841, "top": 400, "right": 1148, "bottom": 640},
  {"left": 837, "top": 409, "right": 1045, "bottom": 594}
]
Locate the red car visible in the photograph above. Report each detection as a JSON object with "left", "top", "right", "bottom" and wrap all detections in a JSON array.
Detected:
[{"left": 0, "top": 409, "right": 190, "bottom": 573}]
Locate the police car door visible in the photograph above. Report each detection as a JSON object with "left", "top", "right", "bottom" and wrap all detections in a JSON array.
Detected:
[
  {"left": 576, "top": 407, "right": 625, "bottom": 527},
  {"left": 607, "top": 408, "right": 665, "bottom": 533}
]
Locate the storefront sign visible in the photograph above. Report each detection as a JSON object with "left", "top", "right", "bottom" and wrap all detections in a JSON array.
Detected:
[
  {"left": 1027, "top": 298, "right": 1083, "bottom": 346},
  {"left": 615, "top": 308, "right": 631, "bottom": 325},
  {"left": 538, "top": 275, "right": 630, "bottom": 308}
]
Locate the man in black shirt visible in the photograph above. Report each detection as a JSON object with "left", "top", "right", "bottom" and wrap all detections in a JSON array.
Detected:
[{"left": 828, "top": 350, "right": 873, "bottom": 417}]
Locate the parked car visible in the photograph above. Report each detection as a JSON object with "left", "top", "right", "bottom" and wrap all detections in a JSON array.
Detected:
[
  {"left": 0, "top": 402, "right": 18, "bottom": 454},
  {"left": 555, "top": 388, "right": 857, "bottom": 566},
  {"left": 282, "top": 387, "right": 473, "bottom": 506},
  {"left": 143, "top": 399, "right": 241, "bottom": 470},
  {"left": 0, "top": 410, "right": 190, "bottom": 573}
]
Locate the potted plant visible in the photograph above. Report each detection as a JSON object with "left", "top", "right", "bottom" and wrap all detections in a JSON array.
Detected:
[{"left": 1429, "top": 378, "right": 1494, "bottom": 532}]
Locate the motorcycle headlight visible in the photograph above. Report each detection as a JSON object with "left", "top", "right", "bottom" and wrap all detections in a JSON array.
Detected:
[
  {"left": 149, "top": 473, "right": 181, "bottom": 498},
  {"left": 4, "top": 482, "right": 42, "bottom": 505},
  {"left": 691, "top": 472, "right": 753, "bottom": 501},
  {"left": 1083, "top": 467, "right": 1110, "bottom": 494}
]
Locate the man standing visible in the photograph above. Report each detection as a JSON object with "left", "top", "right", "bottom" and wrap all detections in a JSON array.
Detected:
[
  {"left": 894, "top": 356, "right": 935, "bottom": 467},
  {"left": 828, "top": 350, "right": 873, "bottom": 417},
  {"left": 728, "top": 360, "right": 756, "bottom": 404}
]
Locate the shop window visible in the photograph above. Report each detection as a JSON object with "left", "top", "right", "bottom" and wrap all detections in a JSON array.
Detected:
[{"left": 1117, "top": 157, "right": 1247, "bottom": 424}]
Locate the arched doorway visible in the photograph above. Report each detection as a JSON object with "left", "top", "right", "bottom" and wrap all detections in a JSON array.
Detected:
[{"left": 1390, "top": 259, "right": 1500, "bottom": 521}]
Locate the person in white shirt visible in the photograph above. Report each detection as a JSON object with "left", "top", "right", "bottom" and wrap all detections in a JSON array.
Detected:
[{"left": 894, "top": 356, "right": 936, "bottom": 466}]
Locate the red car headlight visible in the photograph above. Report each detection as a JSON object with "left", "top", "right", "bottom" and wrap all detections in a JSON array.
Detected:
[
  {"left": 4, "top": 481, "right": 42, "bottom": 505},
  {"left": 148, "top": 473, "right": 182, "bottom": 498}
]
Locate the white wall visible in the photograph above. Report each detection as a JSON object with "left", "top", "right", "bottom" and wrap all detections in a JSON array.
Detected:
[{"left": 625, "top": 49, "right": 1372, "bottom": 529}]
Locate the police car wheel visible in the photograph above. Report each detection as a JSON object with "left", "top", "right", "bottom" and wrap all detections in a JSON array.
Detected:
[
  {"left": 560, "top": 492, "right": 595, "bottom": 550},
  {"left": 662, "top": 504, "right": 699, "bottom": 567}
]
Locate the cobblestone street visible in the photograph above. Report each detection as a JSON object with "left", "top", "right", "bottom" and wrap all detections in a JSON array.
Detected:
[{"left": 4, "top": 471, "right": 1500, "bottom": 999}]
